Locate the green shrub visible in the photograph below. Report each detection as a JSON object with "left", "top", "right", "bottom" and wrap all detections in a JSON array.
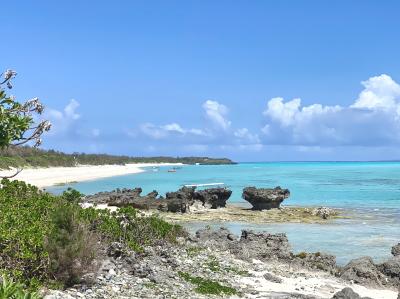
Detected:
[
  {"left": 60, "top": 188, "right": 83, "bottom": 203},
  {"left": 0, "top": 180, "right": 96, "bottom": 289},
  {"left": 79, "top": 206, "right": 186, "bottom": 252},
  {"left": 0, "top": 179, "right": 57, "bottom": 285},
  {"left": 45, "top": 202, "right": 98, "bottom": 287},
  {"left": 0, "top": 179, "right": 186, "bottom": 290},
  {"left": 0, "top": 275, "right": 42, "bottom": 299}
]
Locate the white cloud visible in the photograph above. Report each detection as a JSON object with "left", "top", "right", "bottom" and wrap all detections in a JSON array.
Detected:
[
  {"left": 262, "top": 74, "right": 400, "bottom": 146},
  {"left": 139, "top": 123, "right": 169, "bottom": 139},
  {"left": 263, "top": 97, "right": 341, "bottom": 128},
  {"left": 202, "top": 100, "right": 231, "bottom": 130},
  {"left": 161, "top": 123, "right": 186, "bottom": 134},
  {"left": 351, "top": 74, "right": 400, "bottom": 110},
  {"left": 263, "top": 97, "right": 302, "bottom": 127},
  {"left": 234, "top": 128, "right": 260, "bottom": 144},
  {"left": 64, "top": 99, "right": 81, "bottom": 120},
  {"left": 139, "top": 122, "right": 207, "bottom": 139},
  {"left": 46, "top": 99, "right": 81, "bottom": 133}
]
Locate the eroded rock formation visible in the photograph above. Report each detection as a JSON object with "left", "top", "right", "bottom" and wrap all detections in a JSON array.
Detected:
[
  {"left": 84, "top": 186, "right": 232, "bottom": 213},
  {"left": 242, "top": 186, "right": 290, "bottom": 210}
]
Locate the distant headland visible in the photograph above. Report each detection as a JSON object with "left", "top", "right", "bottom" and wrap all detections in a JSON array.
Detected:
[{"left": 0, "top": 146, "right": 236, "bottom": 169}]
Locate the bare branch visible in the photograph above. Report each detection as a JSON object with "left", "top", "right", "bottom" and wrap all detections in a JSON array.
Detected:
[{"left": 0, "top": 168, "right": 23, "bottom": 179}]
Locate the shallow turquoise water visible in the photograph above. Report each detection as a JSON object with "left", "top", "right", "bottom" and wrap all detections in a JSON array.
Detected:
[{"left": 48, "top": 162, "right": 400, "bottom": 264}]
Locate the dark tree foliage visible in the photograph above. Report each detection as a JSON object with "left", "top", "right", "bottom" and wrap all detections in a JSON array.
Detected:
[{"left": 0, "top": 146, "right": 235, "bottom": 169}]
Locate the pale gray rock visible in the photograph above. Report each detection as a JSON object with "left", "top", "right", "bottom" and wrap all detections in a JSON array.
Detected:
[
  {"left": 263, "top": 272, "right": 283, "bottom": 283},
  {"left": 331, "top": 287, "right": 372, "bottom": 299}
]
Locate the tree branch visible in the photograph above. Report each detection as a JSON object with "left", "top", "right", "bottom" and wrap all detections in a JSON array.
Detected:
[{"left": 0, "top": 168, "right": 23, "bottom": 179}]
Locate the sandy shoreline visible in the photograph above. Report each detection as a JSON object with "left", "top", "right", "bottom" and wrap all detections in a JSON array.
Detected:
[{"left": 0, "top": 163, "right": 183, "bottom": 188}]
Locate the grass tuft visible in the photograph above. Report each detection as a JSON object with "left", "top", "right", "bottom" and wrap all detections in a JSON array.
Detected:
[{"left": 178, "top": 271, "right": 238, "bottom": 296}]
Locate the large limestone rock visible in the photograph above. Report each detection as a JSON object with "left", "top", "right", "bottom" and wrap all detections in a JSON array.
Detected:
[
  {"left": 339, "top": 257, "right": 385, "bottom": 287},
  {"left": 235, "top": 230, "right": 292, "bottom": 260},
  {"left": 194, "top": 227, "right": 336, "bottom": 273},
  {"left": 194, "top": 228, "right": 291, "bottom": 260},
  {"left": 165, "top": 186, "right": 196, "bottom": 213},
  {"left": 193, "top": 188, "right": 232, "bottom": 208},
  {"left": 294, "top": 251, "right": 337, "bottom": 273},
  {"left": 242, "top": 186, "right": 290, "bottom": 210}
]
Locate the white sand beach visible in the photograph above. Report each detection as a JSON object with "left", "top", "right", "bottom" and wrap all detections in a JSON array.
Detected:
[{"left": 0, "top": 163, "right": 183, "bottom": 188}]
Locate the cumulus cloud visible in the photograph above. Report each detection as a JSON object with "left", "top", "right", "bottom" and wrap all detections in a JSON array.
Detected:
[
  {"left": 351, "top": 74, "right": 400, "bottom": 110},
  {"left": 202, "top": 100, "right": 231, "bottom": 130},
  {"left": 139, "top": 122, "right": 207, "bottom": 140},
  {"left": 135, "top": 100, "right": 263, "bottom": 152},
  {"left": 46, "top": 99, "right": 81, "bottom": 133},
  {"left": 42, "top": 99, "right": 104, "bottom": 154},
  {"left": 234, "top": 128, "right": 260, "bottom": 144},
  {"left": 262, "top": 74, "right": 400, "bottom": 146}
]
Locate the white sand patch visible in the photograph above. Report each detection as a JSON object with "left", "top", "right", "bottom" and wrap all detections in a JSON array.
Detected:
[
  {"left": 241, "top": 259, "right": 398, "bottom": 299},
  {"left": 0, "top": 163, "right": 183, "bottom": 188}
]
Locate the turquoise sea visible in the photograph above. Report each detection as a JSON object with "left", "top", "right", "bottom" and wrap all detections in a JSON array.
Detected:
[{"left": 48, "top": 162, "right": 400, "bottom": 265}]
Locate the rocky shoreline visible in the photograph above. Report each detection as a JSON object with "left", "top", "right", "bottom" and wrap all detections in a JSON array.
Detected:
[
  {"left": 43, "top": 186, "right": 399, "bottom": 298},
  {"left": 43, "top": 226, "right": 399, "bottom": 299}
]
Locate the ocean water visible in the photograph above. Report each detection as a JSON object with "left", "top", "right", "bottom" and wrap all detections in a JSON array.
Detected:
[{"left": 48, "top": 162, "right": 400, "bottom": 264}]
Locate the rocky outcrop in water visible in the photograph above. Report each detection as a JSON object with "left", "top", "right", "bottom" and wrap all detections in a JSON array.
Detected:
[
  {"left": 164, "top": 186, "right": 197, "bottom": 213},
  {"left": 84, "top": 186, "right": 232, "bottom": 213},
  {"left": 193, "top": 188, "right": 232, "bottom": 208},
  {"left": 242, "top": 186, "right": 290, "bottom": 210}
]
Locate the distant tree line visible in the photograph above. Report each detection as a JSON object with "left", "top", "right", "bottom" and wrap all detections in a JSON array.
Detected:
[{"left": 0, "top": 146, "right": 235, "bottom": 169}]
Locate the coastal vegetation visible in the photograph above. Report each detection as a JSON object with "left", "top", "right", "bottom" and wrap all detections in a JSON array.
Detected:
[
  {"left": 0, "top": 146, "right": 235, "bottom": 169},
  {"left": 0, "top": 179, "right": 185, "bottom": 292}
]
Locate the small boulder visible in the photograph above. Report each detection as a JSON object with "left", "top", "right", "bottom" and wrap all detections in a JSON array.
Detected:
[
  {"left": 331, "top": 287, "right": 372, "bottom": 299},
  {"left": 392, "top": 243, "right": 400, "bottom": 257},
  {"left": 311, "top": 207, "right": 337, "bottom": 219},
  {"left": 263, "top": 272, "right": 283, "bottom": 283},
  {"left": 242, "top": 186, "right": 290, "bottom": 210}
]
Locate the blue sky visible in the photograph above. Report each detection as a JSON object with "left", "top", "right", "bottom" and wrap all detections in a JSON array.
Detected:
[{"left": 3, "top": 0, "right": 400, "bottom": 161}]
